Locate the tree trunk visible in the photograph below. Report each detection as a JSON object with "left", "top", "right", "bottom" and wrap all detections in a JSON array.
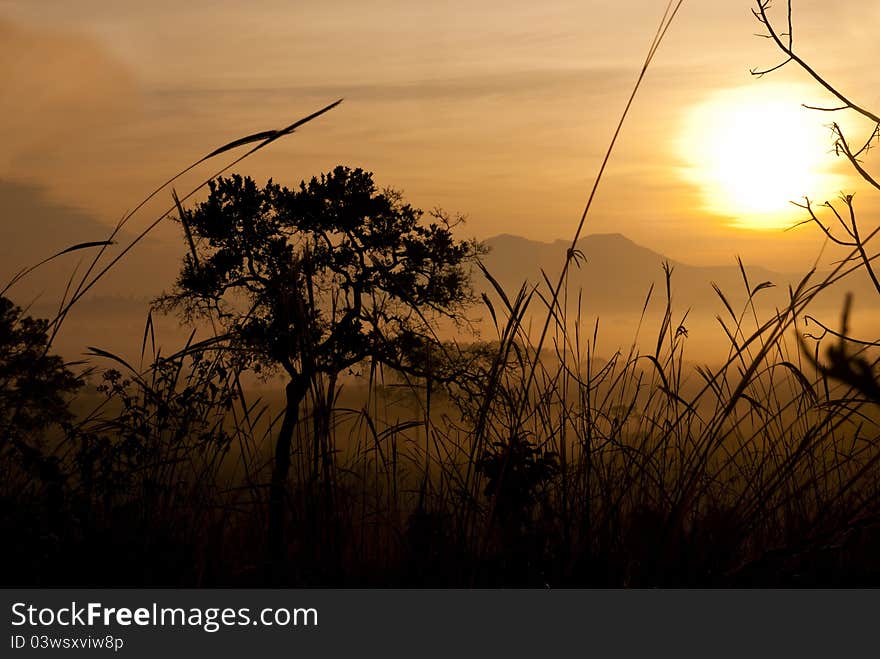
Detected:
[{"left": 267, "top": 376, "right": 307, "bottom": 580}]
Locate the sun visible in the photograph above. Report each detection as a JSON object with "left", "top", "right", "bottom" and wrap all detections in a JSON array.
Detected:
[{"left": 676, "top": 84, "right": 845, "bottom": 230}]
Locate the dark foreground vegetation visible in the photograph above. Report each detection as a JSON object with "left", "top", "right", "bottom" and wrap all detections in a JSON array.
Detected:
[{"left": 2, "top": 1, "right": 880, "bottom": 586}]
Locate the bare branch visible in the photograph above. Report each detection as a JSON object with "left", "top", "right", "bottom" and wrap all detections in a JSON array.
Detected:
[
  {"left": 753, "top": 1, "right": 880, "bottom": 125},
  {"left": 834, "top": 126, "right": 880, "bottom": 192},
  {"left": 750, "top": 57, "right": 792, "bottom": 77},
  {"left": 802, "top": 104, "right": 849, "bottom": 113},
  {"left": 790, "top": 198, "right": 854, "bottom": 246}
]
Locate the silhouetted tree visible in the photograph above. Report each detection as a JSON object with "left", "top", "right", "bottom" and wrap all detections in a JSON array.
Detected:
[
  {"left": 157, "top": 166, "right": 481, "bottom": 572},
  {"left": 0, "top": 296, "right": 81, "bottom": 454}
]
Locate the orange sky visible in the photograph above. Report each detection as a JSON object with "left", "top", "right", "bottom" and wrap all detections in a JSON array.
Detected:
[{"left": 1, "top": 0, "right": 878, "bottom": 274}]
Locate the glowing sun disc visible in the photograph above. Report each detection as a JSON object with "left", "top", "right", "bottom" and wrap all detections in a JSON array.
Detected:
[{"left": 676, "top": 84, "right": 844, "bottom": 230}]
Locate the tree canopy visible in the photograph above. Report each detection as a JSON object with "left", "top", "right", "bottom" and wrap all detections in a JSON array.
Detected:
[{"left": 158, "top": 166, "right": 481, "bottom": 383}]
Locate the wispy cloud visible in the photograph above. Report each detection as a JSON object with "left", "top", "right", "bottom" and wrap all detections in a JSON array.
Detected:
[{"left": 0, "top": 18, "right": 139, "bottom": 179}]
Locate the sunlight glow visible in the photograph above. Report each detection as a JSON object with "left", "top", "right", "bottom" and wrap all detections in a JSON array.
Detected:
[{"left": 676, "top": 85, "right": 845, "bottom": 230}]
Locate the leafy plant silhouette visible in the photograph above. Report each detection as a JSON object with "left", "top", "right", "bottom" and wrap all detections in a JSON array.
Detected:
[{"left": 477, "top": 433, "right": 559, "bottom": 535}]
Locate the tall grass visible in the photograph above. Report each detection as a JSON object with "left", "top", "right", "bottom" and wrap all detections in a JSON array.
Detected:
[{"left": 4, "top": 250, "right": 880, "bottom": 585}]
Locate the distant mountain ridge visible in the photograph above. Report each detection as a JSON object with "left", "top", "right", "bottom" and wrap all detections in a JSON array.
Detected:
[{"left": 479, "top": 232, "right": 868, "bottom": 317}]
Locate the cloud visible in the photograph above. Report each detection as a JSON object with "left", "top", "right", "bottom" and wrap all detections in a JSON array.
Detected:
[
  {"left": 157, "top": 66, "right": 635, "bottom": 106},
  {"left": 0, "top": 18, "right": 139, "bottom": 179}
]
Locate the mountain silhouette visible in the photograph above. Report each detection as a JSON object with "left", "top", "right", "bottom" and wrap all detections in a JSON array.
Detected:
[{"left": 480, "top": 232, "right": 868, "bottom": 316}]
